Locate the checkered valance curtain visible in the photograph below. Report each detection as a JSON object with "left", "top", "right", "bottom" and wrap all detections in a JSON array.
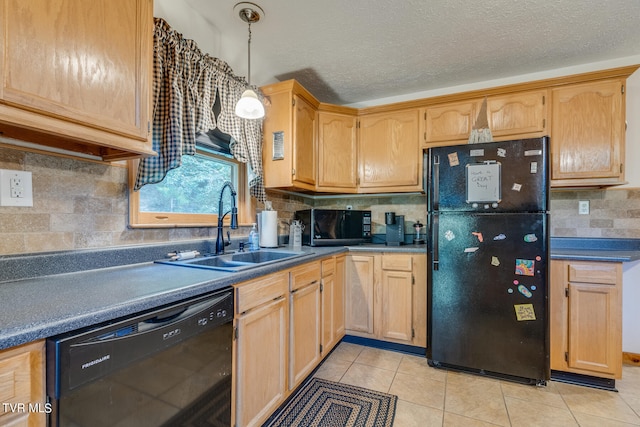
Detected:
[{"left": 134, "top": 18, "right": 266, "bottom": 202}]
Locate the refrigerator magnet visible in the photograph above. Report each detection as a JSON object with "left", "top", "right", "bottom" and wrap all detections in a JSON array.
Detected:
[
  {"left": 515, "top": 259, "right": 535, "bottom": 276},
  {"left": 472, "top": 231, "right": 484, "bottom": 242},
  {"left": 512, "top": 183, "right": 522, "bottom": 191},
  {"left": 444, "top": 230, "right": 455, "bottom": 241},
  {"left": 523, "top": 233, "right": 538, "bottom": 242},
  {"left": 497, "top": 148, "right": 507, "bottom": 157},
  {"left": 491, "top": 256, "right": 500, "bottom": 266},
  {"left": 493, "top": 233, "right": 507, "bottom": 240},
  {"left": 514, "top": 304, "right": 536, "bottom": 321},
  {"left": 518, "top": 284, "right": 533, "bottom": 298},
  {"left": 448, "top": 152, "right": 460, "bottom": 166},
  {"left": 464, "top": 247, "right": 479, "bottom": 253},
  {"left": 469, "top": 149, "right": 484, "bottom": 157}
]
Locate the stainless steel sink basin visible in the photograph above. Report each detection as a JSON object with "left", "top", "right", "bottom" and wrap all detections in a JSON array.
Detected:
[{"left": 155, "top": 249, "right": 310, "bottom": 272}]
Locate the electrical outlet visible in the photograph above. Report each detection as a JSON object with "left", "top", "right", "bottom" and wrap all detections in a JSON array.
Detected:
[
  {"left": 0, "top": 169, "right": 33, "bottom": 207},
  {"left": 578, "top": 200, "right": 590, "bottom": 215}
]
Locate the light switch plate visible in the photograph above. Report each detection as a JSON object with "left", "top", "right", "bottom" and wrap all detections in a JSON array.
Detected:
[{"left": 0, "top": 169, "right": 33, "bottom": 207}]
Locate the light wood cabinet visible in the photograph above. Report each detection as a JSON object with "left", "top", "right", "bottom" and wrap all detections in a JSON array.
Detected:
[
  {"left": 262, "top": 80, "right": 319, "bottom": 191},
  {"left": 423, "top": 100, "right": 479, "bottom": 146},
  {"left": 422, "top": 90, "right": 548, "bottom": 147},
  {"left": 550, "top": 79, "right": 626, "bottom": 186},
  {"left": 289, "top": 261, "right": 321, "bottom": 390},
  {"left": 550, "top": 260, "right": 623, "bottom": 379},
  {"left": 321, "top": 256, "right": 346, "bottom": 356},
  {"left": 487, "top": 90, "right": 548, "bottom": 140},
  {"left": 0, "top": 340, "right": 45, "bottom": 427},
  {"left": 345, "top": 252, "right": 427, "bottom": 347},
  {"left": 317, "top": 108, "right": 358, "bottom": 192},
  {"left": 358, "top": 109, "right": 422, "bottom": 192},
  {"left": 345, "top": 254, "right": 376, "bottom": 336},
  {"left": 234, "top": 272, "right": 289, "bottom": 427},
  {"left": 0, "top": 0, "right": 155, "bottom": 161}
]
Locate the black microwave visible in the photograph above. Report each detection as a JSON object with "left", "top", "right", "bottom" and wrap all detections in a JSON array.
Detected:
[{"left": 295, "top": 209, "right": 372, "bottom": 246}]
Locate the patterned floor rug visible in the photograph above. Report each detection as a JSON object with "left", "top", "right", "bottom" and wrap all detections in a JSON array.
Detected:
[{"left": 264, "top": 378, "right": 397, "bottom": 427}]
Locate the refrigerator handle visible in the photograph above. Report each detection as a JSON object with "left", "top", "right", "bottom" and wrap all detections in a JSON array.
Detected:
[
  {"left": 432, "top": 155, "right": 440, "bottom": 210},
  {"left": 432, "top": 215, "right": 439, "bottom": 271}
]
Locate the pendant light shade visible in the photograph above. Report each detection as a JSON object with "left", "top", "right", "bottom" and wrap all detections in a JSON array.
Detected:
[
  {"left": 235, "top": 88, "right": 265, "bottom": 119},
  {"left": 234, "top": 3, "right": 265, "bottom": 119}
]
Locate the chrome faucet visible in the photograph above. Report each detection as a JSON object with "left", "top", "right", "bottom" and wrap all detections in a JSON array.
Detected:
[{"left": 215, "top": 181, "right": 238, "bottom": 255}]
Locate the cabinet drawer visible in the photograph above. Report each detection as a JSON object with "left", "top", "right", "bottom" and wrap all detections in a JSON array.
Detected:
[
  {"left": 568, "top": 262, "right": 618, "bottom": 285},
  {"left": 382, "top": 254, "right": 412, "bottom": 271},
  {"left": 291, "top": 261, "right": 321, "bottom": 291},
  {"left": 321, "top": 257, "right": 336, "bottom": 277},
  {"left": 235, "top": 271, "right": 289, "bottom": 314}
]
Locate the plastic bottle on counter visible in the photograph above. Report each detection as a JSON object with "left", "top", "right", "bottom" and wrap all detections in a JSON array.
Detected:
[{"left": 249, "top": 223, "right": 259, "bottom": 251}]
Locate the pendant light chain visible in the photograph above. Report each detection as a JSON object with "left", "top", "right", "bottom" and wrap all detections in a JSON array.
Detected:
[{"left": 247, "top": 20, "right": 252, "bottom": 86}]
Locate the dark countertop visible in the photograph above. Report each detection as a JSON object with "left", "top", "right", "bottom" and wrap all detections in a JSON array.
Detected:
[
  {"left": 1, "top": 237, "right": 638, "bottom": 351},
  {"left": 550, "top": 237, "right": 640, "bottom": 262},
  {"left": 0, "top": 243, "right": 345, "bottom": 350}
]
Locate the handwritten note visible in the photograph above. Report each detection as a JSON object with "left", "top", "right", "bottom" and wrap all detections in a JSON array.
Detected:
[{"left": 466, "top": 162, "right": 501, "bottom": 203}]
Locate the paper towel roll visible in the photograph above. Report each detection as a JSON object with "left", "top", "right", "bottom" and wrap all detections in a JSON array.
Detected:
[{"left": 260, "top": 211, "right": 278, "bottom": 248}]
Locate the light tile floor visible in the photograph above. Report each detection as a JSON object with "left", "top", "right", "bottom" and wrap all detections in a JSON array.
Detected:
[{"left": 313, "top": 342, "right": 640, "bottom": 427}]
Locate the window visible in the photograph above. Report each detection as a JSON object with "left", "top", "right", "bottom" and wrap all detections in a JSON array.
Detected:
[{"left": 128, "top": 148, "right": 254, "bottom": 228}]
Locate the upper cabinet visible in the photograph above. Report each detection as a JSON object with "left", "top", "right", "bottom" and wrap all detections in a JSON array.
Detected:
[
  {"left": 317, "top": 106, "right": 358, "bottom": 192},
  {"left": 262, "top": 80, "right": 319, "bottom": 192},
  {"left": 551, "top": 79, "right": 625, "bottom": 186},
  {"left": 0, "top": 0, "right": 155, "bottom": 161},
  {"left": 262, "top": 66, "right": 637, "bottom": 194},
  {"left": 422, "top": 99, "right": 479, "bottom": 146},
  {"left": 422, "top": 90, "right": 548, "bottom": 147},
  {"left": 358, "top": 109, "right": 422, "bottom": 192},
  {"left": 487, "top": 89, "right": 548, "bottom": 140}
]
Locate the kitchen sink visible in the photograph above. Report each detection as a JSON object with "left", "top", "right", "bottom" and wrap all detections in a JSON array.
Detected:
[{"left": 155, "top": 249, "right": 310, "bottom": 272}]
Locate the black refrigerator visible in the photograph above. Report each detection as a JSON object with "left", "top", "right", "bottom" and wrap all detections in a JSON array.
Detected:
[{"left": 426, "top": 137, "right": 550, "bottom": 385}]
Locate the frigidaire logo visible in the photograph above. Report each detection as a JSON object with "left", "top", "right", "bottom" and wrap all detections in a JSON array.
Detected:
[{"left": 81, "top": 355, "right": 110, "bottom": 369}]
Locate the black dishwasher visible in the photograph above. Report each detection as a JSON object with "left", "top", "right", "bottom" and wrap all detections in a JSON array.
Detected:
[{"left": 46, "top": 288, "right": 233, "bottom": 427}]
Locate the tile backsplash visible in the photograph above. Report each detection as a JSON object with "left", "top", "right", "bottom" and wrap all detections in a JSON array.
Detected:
[{"left": 2, "top": 146, "right": 640, "bottom": 255}]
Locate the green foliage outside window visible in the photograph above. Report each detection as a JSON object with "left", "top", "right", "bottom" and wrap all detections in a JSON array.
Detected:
[{"left": 139, "top": 152, "right": 238, "bottom": 215}]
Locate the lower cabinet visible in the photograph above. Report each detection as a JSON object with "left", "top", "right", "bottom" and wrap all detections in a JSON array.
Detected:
[
  {"left": 550, "top": 260, "right": 623, "bottom": 379},
  {"left": 321, "top": 255, "right": 346, "bottom": 356},
  {"left": 234, "top": 271, "right": 289, "bottom": 427},
  {"left": 233, "top": 255, "right": 346, "bottom": 427},
  {"left": 289, "top": 261, "right": 321, "bottom": 391},
  {"left": 345, "top": 252, "right": 427, "bottom": 347},
  {"left": 0, "top": 340, "right": 46, "bottom": 427}
]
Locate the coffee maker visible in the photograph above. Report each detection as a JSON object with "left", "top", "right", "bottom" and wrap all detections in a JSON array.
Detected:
[{"left": 385, "top": 212, "right": 404, "bottom": 246}]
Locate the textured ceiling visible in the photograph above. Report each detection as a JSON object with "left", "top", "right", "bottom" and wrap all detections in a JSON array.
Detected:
[{"left": 156, "top": 0, "right": 640, "bottom": 106}]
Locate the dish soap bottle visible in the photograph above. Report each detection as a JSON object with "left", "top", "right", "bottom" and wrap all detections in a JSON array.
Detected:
[{"left": 249, "top": 223, "right": 259, "bottom": 251}]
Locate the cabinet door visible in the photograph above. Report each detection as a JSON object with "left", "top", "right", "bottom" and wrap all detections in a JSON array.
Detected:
[
  {"left": 424, "top": 100, "right": 478, "bottom": 145},
  {"left": 292, "top": 94, "right": 317, "bottom": 187},
  {"left": 235, "top": 297, "right": 287, "bottom": 427},
  {"left": 317, "top": 111, "right": 357, "bottom": 191},
  {"left": 551, "top": 80, "right": 625, "bottom": 184},
  {"left": 334, "top": 255, "right": 346, "bottom": 341},
  {"left": 380, "top": 269, "right": 413, "bottom": 343},
  {"left": 0, "top": 341, "right": 45, "bottom": 427},
  {"left": 487, "top": 90, "right": 548, "bottom": 140},
  {"left": 568, "top": 282, "right": 622, "bottom": 377},
  {"left": 321, "top": 271, "right": 336, "bottom": 354},
  {"left": 0, "top": 0, "right": 153, "bottom": 159},
  {"left": 289, "top": 281, "right": 321, "bottom": 390},
  {"left": 412, "top": 254, "right": 427, "bottom": 348},
  {"left": 358, "top": 109, "right": 421, "bottom": 192},
  {"left": 345, "top": 254, "right": 375, "bottom": 335},
  {"left": 549, "top": 260, "right": 569, "bottom": 372}
]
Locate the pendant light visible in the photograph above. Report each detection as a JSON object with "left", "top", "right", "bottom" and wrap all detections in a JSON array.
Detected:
[{"left": 234, "top": 3, "right": 265, "bottom": 119}]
